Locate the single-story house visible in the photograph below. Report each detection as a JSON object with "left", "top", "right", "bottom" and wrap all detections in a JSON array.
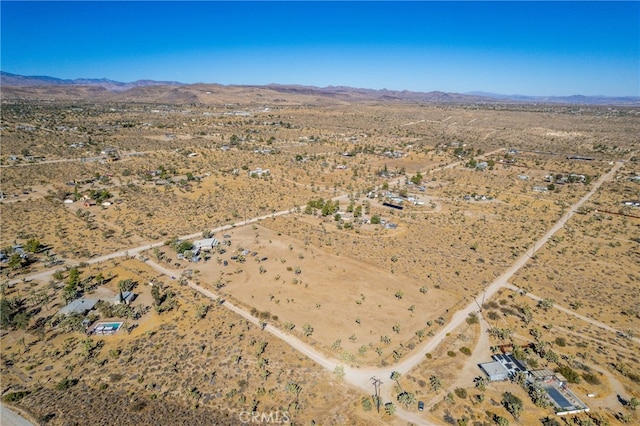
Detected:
[
  {"left": 479, "top": 361, "right": 510, "bottom": 382},
  {"left": 479, "top": 353, "right": 528, "bottom": 382},
  {"left": 193, "top": 238, "right": 219, "bottom": 251},
  {"left": 248, "top": 167, "right": 269, "bottom": 177},
  {"left": 58, "top": 298, "right": 100, "bottom": 316}
]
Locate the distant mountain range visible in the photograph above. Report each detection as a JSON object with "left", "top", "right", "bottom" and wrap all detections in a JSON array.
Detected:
[
  {"left": 0, "top": 71, "right": 184, "bottom": 92},
  {"left": 2, "top": 71, "right": 638, "bottom": 106}
]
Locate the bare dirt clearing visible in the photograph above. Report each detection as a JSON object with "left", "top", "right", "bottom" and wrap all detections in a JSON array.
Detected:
[{"left": 194, "top": 223, "right": 454, "bottom": 365}]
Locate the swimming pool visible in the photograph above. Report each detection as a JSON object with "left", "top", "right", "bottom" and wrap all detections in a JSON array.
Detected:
[
  {"left": 93, "top": 322, "right": 123, "bottom": 334},
  {"left": 545, "top": 386, "right": 573, "bottom": 410}
]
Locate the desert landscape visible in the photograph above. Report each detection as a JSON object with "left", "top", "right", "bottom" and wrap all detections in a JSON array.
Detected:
[{"left": 1, "top": 81, "right": 639, "bottom": 426}]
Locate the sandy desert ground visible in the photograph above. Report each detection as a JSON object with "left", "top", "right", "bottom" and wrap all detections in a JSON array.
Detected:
[{"left": 1, "top": 86, "right": 639, "bottom": 425}]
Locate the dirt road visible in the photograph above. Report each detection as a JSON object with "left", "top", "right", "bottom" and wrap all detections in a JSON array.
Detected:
[{"left": 1, "top": 405, "right": 35, "bottom": 426}]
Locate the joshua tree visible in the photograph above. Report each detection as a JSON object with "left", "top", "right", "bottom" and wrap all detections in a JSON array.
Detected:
[
  {"left": 384, "top": 402, "right": 395, "bottom": 416},
  {"left": 390, "top": 371, "right": 402, "bottom": 390},
  {"left": 397, "top": 391, "right": 416, "bottom": 408},
  {"left": 429, "top": 375, "right": 442, "bottom": 393},
  {"left": 302, "top": 323, "right": 313, "bottom": 337},
  {"left": 474, "top": 375, "right": 488, "bottom": 391},
  {"left": 286, "top": 382, "right": 302, "bottom": 405}
]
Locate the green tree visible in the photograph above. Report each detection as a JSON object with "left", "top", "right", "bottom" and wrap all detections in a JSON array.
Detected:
[
  {"left": 176, "top": 241, "right": 194, "bottom": 254},
  {"left": 95, "top": 272, "right": 104, "bottom": 286},
  {"left": 13, "top": 312, "right": 30, "bottom": 330},
  {"left": 118, "top": 279, "right": 135, "bottom": 293},
  {"left": 24, "top": 238, "right": 41, "bottom": 253},
  {"left": 0, "top": 298, "right": 13, "bottom": 329},
  {"left": 67, "top": 267, "right": 81, "bottom": 289},
  {"left": 7, "top": 253, "right": 24, "bottom": 270},
  {"left": 410, "top": 172, "right": 423, "bottom": 185}
]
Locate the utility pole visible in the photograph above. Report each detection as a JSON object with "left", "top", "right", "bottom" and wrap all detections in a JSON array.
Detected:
[
  {"left": 371, "top": 376, "right": 383, "bottom": 413},
  {"left": 475, "top": 290, "right": 486, "bottom": 312}
]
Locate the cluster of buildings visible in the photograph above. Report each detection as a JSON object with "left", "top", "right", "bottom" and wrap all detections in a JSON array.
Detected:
[{"left": 479, "top": 353, "right": 589, "bottom": 416}]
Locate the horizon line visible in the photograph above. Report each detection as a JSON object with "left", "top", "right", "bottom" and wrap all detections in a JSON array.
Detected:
[{"left": 1, "top": 70, "right": 639, "bottom": 100}]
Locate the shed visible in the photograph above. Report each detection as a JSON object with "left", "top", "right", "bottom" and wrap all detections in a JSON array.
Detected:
[{"left": 113, "top": 291, "right": 135, "bottom": 305}]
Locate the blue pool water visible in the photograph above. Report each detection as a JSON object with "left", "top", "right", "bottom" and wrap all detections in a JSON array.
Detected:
[{"left": 545, "top": 386, "right": 572, "bottom": 409}]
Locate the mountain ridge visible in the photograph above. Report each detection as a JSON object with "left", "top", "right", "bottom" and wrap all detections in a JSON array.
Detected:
[{"left": 2, "top": 71, "right": 638, "bottom": 106}]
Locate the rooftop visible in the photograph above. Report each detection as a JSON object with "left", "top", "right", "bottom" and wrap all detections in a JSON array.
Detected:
[{"left": 58, "top": 298, "right": 99, "bottom": 315}]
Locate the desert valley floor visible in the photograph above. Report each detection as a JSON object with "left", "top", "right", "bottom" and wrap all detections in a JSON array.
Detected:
[{"left": 1, "top": 84, "right": 639, "bottom": 425}]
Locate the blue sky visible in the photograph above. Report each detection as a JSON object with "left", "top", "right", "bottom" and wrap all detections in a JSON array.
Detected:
[{"left": 1, "top": 1, "right": 638, "bottom": 96}]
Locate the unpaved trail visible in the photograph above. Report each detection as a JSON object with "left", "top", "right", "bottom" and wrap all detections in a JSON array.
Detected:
[{"left": 505, "top": 283, "right": 640, "bottom": 346}]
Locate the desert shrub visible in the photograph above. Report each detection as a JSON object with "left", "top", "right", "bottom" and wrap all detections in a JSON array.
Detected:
[
  {"left": 109, "top": 373, "right": 124, "bottom": 382},
  {"left": 259, "top": 311, "right": 271, "bottom": 320},
  {"left": 56, "top": 377, "right": 78, "bottom": 391},
  {"left": 460, "top": 347, "right": 472, "bottom": 356},
  {"left": 361, "top": 396, "right": 373, "bottom": 411},
  {"left": 3, "top": 391, "right": 30, "bottom": 402},
  {"left": 555, "top": 365, "right": 580, "bottom": 384},
  {"left": 447, "top": 350, "right": 457, "bottom": 357},
  {"left": 466, "top": 312, "right": 479, "bottom": 325},
  {"left": 554, "top": 337, "right": 566, "bottom": 347},
  {"left": 500, "top": 307, "right": 516, "bottom": 316},
  {"left": 130, "top": 399, "right": 147, "bottom": 412},
  {"left": 581, "top": 372, "right": 601, "bottom": 385},
  {"left": 486, "top": 311, "right": 500, "bottom": 321},
  {"left": 454, "top": 387, "right": 468, "bottom": 399},
  {"left": 627, "top": 372, "right": 640, "bottom": 383}
]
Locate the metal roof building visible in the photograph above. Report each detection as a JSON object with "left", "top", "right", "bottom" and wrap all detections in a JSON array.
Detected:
[
  {"left": 479, "top": 361, "right": 510, "bottom": 382},
  {"left": 58, "top": 298, "right": 99, "bottom": 316}
]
